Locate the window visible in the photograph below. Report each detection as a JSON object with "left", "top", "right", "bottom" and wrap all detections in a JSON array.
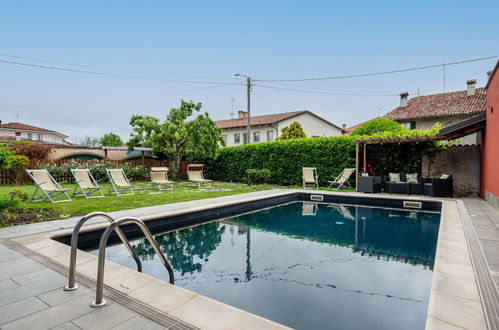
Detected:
[
  {"left": 27, "top": 133, "right": 33, "bottom": 140},
  {"left": 266, "top": 130, "right": 274, "bottom": 142},
  {"left": 243, "top": 133, "right": 248, "bottom": 144},
  {"left": 222, "top": 134, "right": 227, "bottom": 145},
  {"left": 253, "top": 132, "right": 260, "bottom": 142},
  {"left": 38, "top": 134, "right": 43, "bottom": 141},
  {"left": 402, "top": 122, "right": 416, "bottom": 130},
  {"left": 234, "top": 133, "right": 240, "bottom": 144}
]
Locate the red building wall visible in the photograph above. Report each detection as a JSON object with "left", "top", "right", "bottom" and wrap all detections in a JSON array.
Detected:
[{"left": 481, "top": 63, "right": 499, "bottom": 202}]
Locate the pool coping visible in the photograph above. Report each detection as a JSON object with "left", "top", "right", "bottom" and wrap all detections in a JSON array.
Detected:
[{"left": 1, "top": 189, "right": 487, "bottom": 329}]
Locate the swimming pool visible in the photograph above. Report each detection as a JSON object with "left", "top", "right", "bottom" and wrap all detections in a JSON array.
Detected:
[{"left": 86, "top": 201, "right": 440, "bottom": 330}]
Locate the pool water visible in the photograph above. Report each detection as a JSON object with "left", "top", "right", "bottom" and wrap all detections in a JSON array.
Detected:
[{"left": 90, "top": 202, "right": 440, "bottom": 330}]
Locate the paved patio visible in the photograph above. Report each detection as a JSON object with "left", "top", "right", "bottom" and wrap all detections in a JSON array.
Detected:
[
  {"left": 0, "top": 191, "right": 498, "bottom": 329},
  {"left": 0, "top": 240, "right": 167, "bottom": 330}
]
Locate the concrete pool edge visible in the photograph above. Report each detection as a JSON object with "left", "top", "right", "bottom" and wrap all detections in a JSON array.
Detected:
[{"left": 1, "top": 189, "right": 487, "bottom": 329}]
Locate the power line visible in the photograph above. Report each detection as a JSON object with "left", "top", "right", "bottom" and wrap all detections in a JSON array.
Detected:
[
  {"left": 253, "top": 84, "right": 399, "bottom": 96},
  {"left": 0, "top": 85, "right": 226, "bottom": 108},
  {"left": 0, "top": 59, "right": 245, "bottom": 86},
  {"left": 0, "top": 52, "right": 238, "bottom": 81},
  {"left": 254, "top": 55, "right": 499, "bottom": 82}
]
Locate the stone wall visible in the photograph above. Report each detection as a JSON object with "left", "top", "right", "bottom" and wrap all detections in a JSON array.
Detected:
[{"left": 422, "top": 145, "right": 480, "bottom": 197}]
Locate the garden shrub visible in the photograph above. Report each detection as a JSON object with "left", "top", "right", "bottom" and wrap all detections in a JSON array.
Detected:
[
  {"left": 9, "top": 155, "right": 30, "bottom": 185},
  {"left": 9, "top": 143, "right": 51, "bottom": 160},
  {"left": 246, "top": 169, "right": 271, "bottom": 185},
  {"left": 37, "top": 160, "right": 148, "bottom": 182},
  {"left": 205, "top": 136, "right": 356, "bottom": 186},
  {"left": 0, "top": 187, "right": 28, "bottom": 211},
  {"left": 350, "top": 118, "right": 405, "bottom": 136}
]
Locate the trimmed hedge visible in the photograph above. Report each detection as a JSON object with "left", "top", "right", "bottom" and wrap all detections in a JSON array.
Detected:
[{"left": 205, "top": 137, "right": 356, "bottom": 186}]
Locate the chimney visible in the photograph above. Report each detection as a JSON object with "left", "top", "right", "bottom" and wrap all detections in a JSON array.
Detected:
[
  {"left": 400, "top": 92, "right": 409, "bottom": 107},
  {"left": 238, "top": 111, "right": 247, "bottom": 119},
  {"left": 342, "top": 124, "right": 347, "bottom": 130},
  {"left": 467, "top": 79, "right": 476, "bottom": 96}
]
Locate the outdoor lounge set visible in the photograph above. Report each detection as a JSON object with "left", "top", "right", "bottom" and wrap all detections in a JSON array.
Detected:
[
  {"left": 25, "top": 164, "right": 213, "bottom": 203},
  {"left": 301, "top": 167, "right": 454, "bottom": 197},
  {"left": 358, "top": 172, "right": 454, "bottom": 197}
]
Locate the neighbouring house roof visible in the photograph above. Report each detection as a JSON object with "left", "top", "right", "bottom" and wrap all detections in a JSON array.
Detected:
[
  {"left": 215, "top": 110, "right": 341, "bottom": 130},
  {"left": 0, "top": 122, "right": 68, "bottom": 138},
  {"left": 384, "top": 88, "right": 486, "bottom": 121}
]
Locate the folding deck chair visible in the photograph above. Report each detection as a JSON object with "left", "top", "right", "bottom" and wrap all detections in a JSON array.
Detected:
[
  {"left": 327, "top": 168, "right": 356, "bottom": 190},
  {"left": 302, "top": 167, "right": 319, "bottom": 189},
  {"left": 150, "top": 167, "right": 174, "bottom": 191},
  {"left": 70, "top": 168, "right": 104, "bottom": 198},
  {"left": 25, "top": 169, "right": 71, "bottom": 203},
  {"left": 187, "top": 164, "right": 212, "bottom": 189},
  {"left": 106, "top": 168, "right": 134, "bottom": 196}
]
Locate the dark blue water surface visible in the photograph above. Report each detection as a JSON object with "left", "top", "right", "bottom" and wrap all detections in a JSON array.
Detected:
[{"left": 90, "top": 202, "right": 440, "bottom": 330}]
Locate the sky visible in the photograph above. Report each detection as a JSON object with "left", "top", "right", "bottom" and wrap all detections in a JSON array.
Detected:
[{"left": 1, "top": 0, "right": 498, "bottom": 143}]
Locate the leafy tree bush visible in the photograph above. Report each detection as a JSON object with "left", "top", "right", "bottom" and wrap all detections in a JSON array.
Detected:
[
  {"left": 276, "top": 121, "right": 307, "bottom": 140},
  {"left": 128, "top": 100, "right": 223, "bottom": 177},
  {"left": 9, "top": 155, "right": 30, "bottom": 185},
  {"left": 0, "top": 188, "right": 29, "bottom": 211},
  {"left": 81, "top": 136, "right": 101, "bottom": 147},
  {"left": 0, "top": 146, "right": 13, "bottom": 170},
  {"left": 205, "top": 137, "right": 355, "bottom": 186},
  {"left": 246, "top": 169, "right": 271, "bottom": 185},
  {"left": 350, "top": 118, "right": 405, "bottom": 136},
  {"left": 100, "top": 132, "right": 123, "bottom": 147},
  {"left": 9, "top": 143, "right": 51, "bottom": 160}
]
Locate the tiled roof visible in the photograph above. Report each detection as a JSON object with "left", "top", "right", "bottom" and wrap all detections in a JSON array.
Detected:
[
  {"left": 216, "top": 110, "right": 341, "bottom": 130},
  {"left": 384, "top": 88, "right": 486, "bottom": 121},
  {"left": 0, "top": 122, "right": 67, "bottom": 137},
  {"left": 216, "top": 110, "right": 308, "bottom": 129}
]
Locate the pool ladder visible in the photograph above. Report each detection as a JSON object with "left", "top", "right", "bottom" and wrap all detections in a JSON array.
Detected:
[{"left": 63, "top": 212, "right": 175, "bottom": 307}]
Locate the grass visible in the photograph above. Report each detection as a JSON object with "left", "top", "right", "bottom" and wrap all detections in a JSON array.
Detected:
[{"left": 0, "top": 180, "right": 354, "bottom": 227}]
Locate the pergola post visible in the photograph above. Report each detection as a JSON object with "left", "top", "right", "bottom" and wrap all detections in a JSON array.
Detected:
[
  {"left": 363, "top": 143, "right": 367, "bottom": 173},
  {"left": 141, "top": 151, "right": 145, "bottom": 167},
  {"left": 355, "top": 141, "right": 359, "bottom": 189}
]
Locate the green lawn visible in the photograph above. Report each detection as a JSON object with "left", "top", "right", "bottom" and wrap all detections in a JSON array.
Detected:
[
  {"left": 0, "top": 181, "right": 354, "bottom": 227},
  {"left": 1, "top": 181, "right": 279, "bottom": 217}
]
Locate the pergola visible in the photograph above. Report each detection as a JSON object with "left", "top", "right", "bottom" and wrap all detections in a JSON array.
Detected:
[{"left": 352, "top": 135, "right": 447, "bottom": 188}]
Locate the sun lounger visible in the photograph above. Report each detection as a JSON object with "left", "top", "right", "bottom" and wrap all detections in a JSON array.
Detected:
[
  {"left": 302, "top": 167, "right": 319, "bottom": 189},
  {"left": 150, "top": 167, "right": 174, "bottom": 190},
  {"left": 70, "top": 168, "right": 104, "bottom": 198},
  {"left": 106, "top": 168, "right": 134, "bottom": 196},
  {"left": 187, "top": 164, "right": 212, "bottom": 189},
  {"left": 328, "top": 168, "right": 356, "bottom": 190},
  {"left": 25, "top": 169, "right": 71, "bottom": 203}
]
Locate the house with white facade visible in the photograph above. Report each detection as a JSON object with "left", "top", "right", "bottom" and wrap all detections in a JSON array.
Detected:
[
  {"left": 215, "top": 110, "right": 342, "bottom": 146},
  {"left": 0, "top": 121, "right": 68, "bottom": 145},
  {"left": 384, "top": 80, "right": 486, "bottom": 145}
]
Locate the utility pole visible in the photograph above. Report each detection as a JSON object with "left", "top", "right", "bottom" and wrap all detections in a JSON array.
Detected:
[{"left": 235, "top": 74, "right": 251, "bottom": 144}]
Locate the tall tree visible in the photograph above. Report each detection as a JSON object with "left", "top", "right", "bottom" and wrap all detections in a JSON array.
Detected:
[
  {"left": 276, "top": 121, "right": 307, "bottom": 140},
  {"left": 127, "top": 100, "right": 223, "bottom": 176},
  {"left": 81, "top": 135, "right": 100, "bottom": 147},
  {"left": 100, "top": 132, "right": 124, "bottom": 147}
]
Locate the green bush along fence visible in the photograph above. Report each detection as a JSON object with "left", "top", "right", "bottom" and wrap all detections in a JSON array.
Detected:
[{"left": 205, "top": 136, "right": 356, "bottom": 186}]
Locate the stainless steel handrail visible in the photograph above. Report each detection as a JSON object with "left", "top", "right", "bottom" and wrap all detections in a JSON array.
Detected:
[
  {"left": 91, "top": 216, "right": 174, "bottom": 307},
  {"left": 64, "top": 212, "right": 142, "bottom": 291}
]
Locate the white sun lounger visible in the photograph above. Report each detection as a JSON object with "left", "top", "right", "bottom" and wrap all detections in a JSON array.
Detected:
[
  {"left": 70, "top": 168, "right": 104, "bottom": 198},
  {"left": 26, "top": 169, "right": 71, "bottom": 203},
  {"left": 328, "top": 168, "right": 356, "bottom": 190},
  {"left": 106, "top": 168, "right": 134, "bottom": 196},
  {"left": 302, "top": 167, "right": 319, "bottom": 189},
  {"left": 187, "top": 164, "right": 212, "bottom": 189},
  {"left": 150, "top": 167, "right": 174, "bottom": 190}
]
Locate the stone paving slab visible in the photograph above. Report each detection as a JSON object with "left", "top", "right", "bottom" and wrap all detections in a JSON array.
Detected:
[{"left": 0, "top": 241, "right": 168, "bottom": 330}]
